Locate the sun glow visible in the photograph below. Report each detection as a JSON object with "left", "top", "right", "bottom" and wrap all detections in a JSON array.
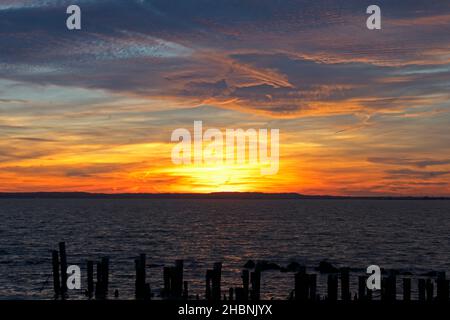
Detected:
[{"left": 162, "top": 162, "right": 265, "bottom": 192}]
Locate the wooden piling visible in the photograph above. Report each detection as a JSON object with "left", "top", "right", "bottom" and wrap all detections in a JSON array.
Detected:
[
  {"left": 250, "top": 270, "right": 261, "bottom": 301},
  {"left": 327, "top": 274, "right": 338, "bottom": 302},
  {"left": 101, "top": 257, "right": 109, "bottom": 296},
  {"left": 437, "top": 272, "right": 449, "bottom": 302},
  {"left": 183, "top": 281, "right": 188, "bottom": 300},
  {"left": 51, "top": 250, "right": 60, "bottom": 298},
  {"left": 234, "top": 287, "right": 245, "bottom": 301},
  {"left": 418, "top": 279, "right": 426, "bottom": 301},
  {"left": 87, "top": 260, "right": 94, "bottom": 298},
  {"left": 144, "top": 283, "right": 151, "bottom": 300},
  {"left": 163, "top": 266, "right": 171, "bottom": 298},
  {"left": 402, "top": 278, "right": 411, "bottom": 301},
  {"left": 425, "top": 279, "right": 434, "bottom": 302},
  {"left": 294, "top": 270, "right": 308, "bottom": 301},
  {"left": 386, "top": 274, "right": 396, "bottom": 302},
  {"left": 205, "top": 269, "right": 213, "bottom": 300},
  {"left": 95, "top": 261, "right": 106, "bottom": 299},
  {"left": 309, "top": 274, "right": 317, "bottom": 301},
  {"left": 242, "top": 269, "right": 249, "bottom": 300},
  {"left": 380, "top": 278, "right": 387, "bottom": 301},
  {"left": 135, "top": 254, "right": 146, "bottom": 300},
  {"left": 212, "top": 262, "right": 222, "bottom": 301},
  {"left": 340, "top": 268, "right": 350, "bottom": 301},
  {"left": 58, "top": 242, "right": 68, "bottom": 296},
  {"left": 174, "top": 260, "right": 184, "bottom": 298},
  {"left": 366, "top": 286, "right": 372, "bottom": 301},
  {"left": 358, "top": 276, "right": 366, "bottom": 301}
]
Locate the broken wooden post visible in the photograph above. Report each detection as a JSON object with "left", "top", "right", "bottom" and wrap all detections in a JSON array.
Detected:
[
  {"left": 95, "top": 261, "right": 104, "bottom": 299},
  {"left": 309, "top": 274, "right": 317, "bottom": 301},
  {"left": 135, "top": 254, "right": 146, "bottom": 300},
  {"left": 366, "top": 286, "right": 372, "bottom": 301},
  {"left": 327, "top": 274, "right": 338, "bottom": 302},
  {"left": 205, "top": 269, "right": 213, "bottom": 300},
  {"left": 51, "top": 250, "right": 60, "bottom": 298},
  {"left": 437, "top": 272, "right": 449, "bottom": 302},
  {"left": 294, "top": 270, "right": 308, "bottom": 301},
  {"left": 134, "top": 259, "right": 142, "bottom": 300},
  {"left": 173, "top": 260, "right": 184, "bottom": 298},
  {"left": 250, "top": 269, "right": 261, "bottom": 301},
  {"left": 340, "top": 268, "right": 350, "bottom": 301},
  {"left": 163, "top": 266, "right": 171, "bottom": 298},
  {"left": 426, "top": 279, "right": 434, "bottom": 302},
  {"left": 358, "top": 276, "right": 366, "bottom": 301},
  {"left": 58, "top": 242, "right": 68, "bottom": 297},
  {"left": 145, "top": 283, "right": 151, "bottom": 300},
  {"left": 183, "top": 281, "right": 188, "bottom": 300},
  {"left": 402, "top": 278, "right": 411, "bottom": 301},
  {"left": 234, "top": 288, "right": 244, "bottom": 301},
  {"left": 380, "top": 278, "right": 387, "bottom": 301},
  {"left": 212, "top": 262, "right": 222, "bottom": 301},
  {"left": 386, "top": 273, "right": 396, "bottom": 302},
  {"left": 87, "top": 260, "right": 94, "bottom": 298},
  {"left": 242, "top": 269, "right": 249, "bottom": 300},
  {"left": 101, "top": 257, "right": 109, "bottom": 297},
  {"left": 418, "top": 279, "right": 426, "bottom": 301}
]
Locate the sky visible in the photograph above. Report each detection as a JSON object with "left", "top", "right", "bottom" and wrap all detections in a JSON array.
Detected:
[{"left": 0, "top": 0, "right": 449, "bottom": 195}]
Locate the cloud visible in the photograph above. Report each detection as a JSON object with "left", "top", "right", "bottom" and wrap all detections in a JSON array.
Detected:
[
  {"left": 0, "top": 0, "right": 449, "bottom": 117},
  {"left": 385, "top": 169, "right": 450, "bottom": 179},
  {"left": 368, "top": 157, "right": 450, "bottom": 168}
]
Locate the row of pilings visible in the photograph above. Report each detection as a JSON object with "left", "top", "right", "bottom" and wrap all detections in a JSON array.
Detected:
[{"left": 51, "top": 242, "right": 450, "bottom": 302}]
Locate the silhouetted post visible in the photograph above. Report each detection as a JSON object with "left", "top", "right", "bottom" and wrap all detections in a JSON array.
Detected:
[
  {"left": 340, "top": 268, "right": 350, "bottom": 301},
  {"left": 242, "top": 270, "right": 249, "bottom": 300},
  {"left": 95, "top": 261, "right": 103, "bottom": 299},
  {"left": 426, "top": 279, "right": 434, "bottom": 302},
  {"left": 380, "top": 278, "right": 387, "bottom": 301},
  {"left": 87, "top": 260, "right": 94, "bottom": 298},
  {"left": 366, "top": 287, "right": 372, "bottom": 301},
  {"left": 58, "top": 242, "right": 68, "bottom": 297},
  {"left": 403, "top": 278, "right": 411, "bottom": 301},
  {"left": 235, "top": 288, "right": 245, "bottom": 301},
  {"left": 183, "top": 281, "right": 188, "bottom": 300},
  {"left": 387, "top": 274, "right": 396, "bottom": 302},
  {"left": 229, "top": 288, "right": 234, "bottom": 301},
  {"left": 437, "top": 272, "right": 449, "bottom": 302},
  {"left": 418, "top": 279, "right": 426, "bottom": 301},
  {"left": 212, "top": 262, "right": 222, "bottom": 301},
  {"left": 294, "top": 271, "right": 308, "bottom": 301},
  {"left": 145, "top": 283, "right": 151, "bottom": 300},
  {"left": 174, "top": 260, "right": 184, "bottom": 298},
  {"left": 51, "top": 250, "right": 60, "bottom": 298},
  {"left": 250, "top": 270, "right": 261, "bottom": 301},
  {"left": 163, "top": 266, "right": 171, "bottom": 298},
  {"left": 327, "top": 274, "right": 338, "bottom": 302},
  {"left": 309, "top": 274, "right": 317, "bottom": 301},
  {"left": 358, "top": 276, "right": 366, "bottom": 301},
  {"left": 135, "top": 254, "right": 146, "bottom": 300},
  {"left": 101, "top": 257, "right": 109, "bottom": 296},
  {"left": 205, "top": 270, "right": 213, "bottom": 300}
]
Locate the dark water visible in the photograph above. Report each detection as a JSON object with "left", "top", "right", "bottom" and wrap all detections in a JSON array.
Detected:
[{"left": 0, "top": 198, "right": 449, "bottom": 300}]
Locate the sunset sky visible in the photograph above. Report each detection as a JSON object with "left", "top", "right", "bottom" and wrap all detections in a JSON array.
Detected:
[{"left": 0, "top": 0, "right": 449, "bottom": 195}]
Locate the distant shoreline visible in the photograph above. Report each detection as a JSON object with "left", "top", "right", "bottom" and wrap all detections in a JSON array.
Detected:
[{"left": 0, "top": 192, "right": 448, "bottom": 200}]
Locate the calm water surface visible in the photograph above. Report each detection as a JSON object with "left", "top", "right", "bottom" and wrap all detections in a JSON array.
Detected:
[{"left": 0, "top": 199, "right": 449, "bottom": 299}]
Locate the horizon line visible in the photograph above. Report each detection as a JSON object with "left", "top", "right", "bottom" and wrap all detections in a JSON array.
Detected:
[{"left": 0, "top": 191, "right": 449, "bottom": 200}]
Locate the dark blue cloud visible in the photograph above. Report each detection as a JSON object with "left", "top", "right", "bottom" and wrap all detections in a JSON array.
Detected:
[{"left": 0, "top": 0, "right": 449, "bottom": 116}]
